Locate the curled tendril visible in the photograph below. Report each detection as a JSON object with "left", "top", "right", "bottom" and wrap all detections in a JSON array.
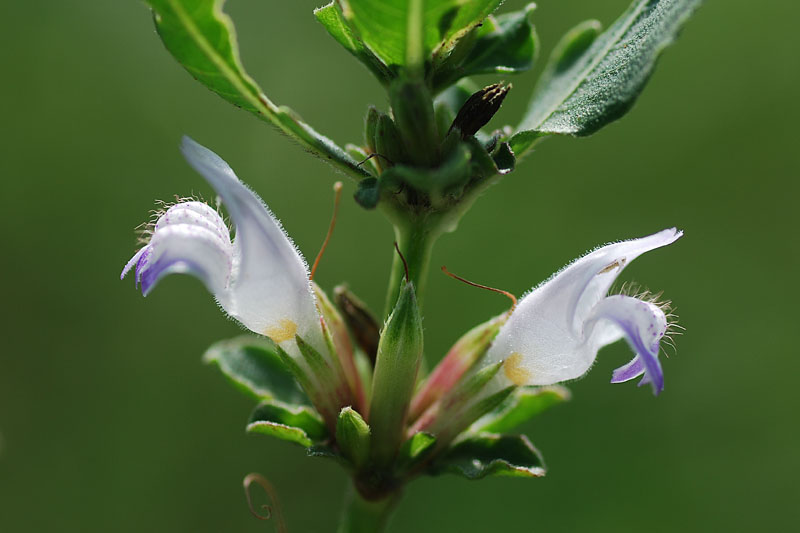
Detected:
[{"left": 243, "top": 473, "right": 287, "bottom": 532}]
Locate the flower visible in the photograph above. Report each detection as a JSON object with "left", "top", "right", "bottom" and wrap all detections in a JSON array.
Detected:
[
  {"left": 121, "top": 136, "right": 325, "bottom": 361},
  {"left": 484, "top": 229, "right": 682, "bottom": 395}
]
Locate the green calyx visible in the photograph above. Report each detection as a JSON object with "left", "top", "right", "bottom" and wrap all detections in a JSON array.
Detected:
[{"left": 368, "top": 281, "right": 424, "bottom": 468}]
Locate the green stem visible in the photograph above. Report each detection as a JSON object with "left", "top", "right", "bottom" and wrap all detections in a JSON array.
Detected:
[
  {"left": 383, "top": 218, "right": 440, "bottom": 318},
  {"left": 337, "top": 484, "right": 401, "bottom": 533}
]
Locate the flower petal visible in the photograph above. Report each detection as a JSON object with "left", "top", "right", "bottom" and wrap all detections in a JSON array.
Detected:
[
  {"left": 179, "top": 137, "right": 322, "bottom": 351},
  {"left": 155, "top": 201, "right": 230, "bottom": 243},
  {"left": 484, "top": 229, "right": 679, "bottom": 389},
  {"left": 131, "top": 223, "right": 233, "bottom": 298},
  {"left": 610, "top": 356, "right": 645, "bottom": 383},
  {"left": 585, "top": 295, "right": 667, "bottom": 395}
]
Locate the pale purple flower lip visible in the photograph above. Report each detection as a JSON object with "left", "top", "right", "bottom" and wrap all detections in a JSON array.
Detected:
[{"left": 484, "top": 228, "right": 681, "bottom": 396}]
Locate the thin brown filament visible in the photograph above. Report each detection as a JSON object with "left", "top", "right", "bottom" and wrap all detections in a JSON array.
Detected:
[
  {"left": 394, "top": 242, "right": 409, "bottom": 282},
  {"left": 310, "top": 181, "right": 343, "bottom": 281},
  {"left": 441, "top": 266, "right": 517, "bottom": 311},
  {"left": 243, "top": 473, "right": 287, "bottom": 532},
  {"left": 357, "top": 152, "right": 393, "bottom": 167}
]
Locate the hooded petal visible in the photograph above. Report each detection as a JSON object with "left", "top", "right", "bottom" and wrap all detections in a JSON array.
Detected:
[
  {"left": 121, "top": 203, "right": 234, "bottom": 300},
  {"left": 179, "top": 137, "right": 323, "bottom": 353},
  {"left": 585, "top": 295, "right": 667, "bottom": 394},
  {"left": 484, "top": 229, "right": 680, "bottom": 389}
]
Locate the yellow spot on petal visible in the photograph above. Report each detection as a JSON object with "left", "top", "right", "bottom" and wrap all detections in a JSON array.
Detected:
[
  {"left": 264, "top": 319, "right": 297, "bottom": 344},
  {"left": 503, "top": 352, "right": 531, "bottom": 386}
]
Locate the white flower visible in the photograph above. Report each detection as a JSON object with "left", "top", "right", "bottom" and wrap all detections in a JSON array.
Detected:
[
  {"left": 484, "top": 229, "right": 682, "bottom": 395},
  {"left": 121, "top": 137, "right": 324, "bottom": 360}
]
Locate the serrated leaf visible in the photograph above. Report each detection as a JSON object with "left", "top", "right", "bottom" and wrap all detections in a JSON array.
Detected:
[
  {"left": 471, "top": 386, "right": 570, "bottom": 434},
  {"left": 338, "top": 0, "right": 502, "bottom": 68},
  {"left": 203, "top": 336, "right": 308, "bottom": 405},
  {"left": 146, "top": 0, "right": 370, "bottom": 181},
  {"left": 511, "top": 0, "right": 702, "bottom": 156},
  {"left": 247, "top": 402, "right": 328, "bottom": 447},
  {"left": 432, "top": 433, "right": 546, "bottom": 479},
  {"left": 433, "top": 5, "right": 538, "bottom": 90},
  {"left": 314, "top": 2, "right": 393, "bottom": 84}
]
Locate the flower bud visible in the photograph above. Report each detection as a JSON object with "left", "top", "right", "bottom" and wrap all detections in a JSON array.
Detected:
[
  {"left": 450, "top": 83, "right": 511, "bottom": 138},
  {"left": 409, "top": 314, "right": 505, "bottom": 422},
  {"left": 334, "top": 285, "right": 381, "bottom": 364},
  {"left": 368, "top": 281, "right": 424, "bottom": 466},
  {"left": 337, "top": 407, "right": 371, "bottom": 469},
  {"left": 374, "top": 113, "right": 406, "bottom": 167}
]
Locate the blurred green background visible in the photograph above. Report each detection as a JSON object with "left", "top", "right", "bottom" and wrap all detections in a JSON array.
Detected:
[{"left": 1, "top": 1, "right": 798, "bottom": 531}]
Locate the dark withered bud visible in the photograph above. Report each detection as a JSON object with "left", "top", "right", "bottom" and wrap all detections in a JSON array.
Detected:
[
  {"left": 334, "top": 285, "right": 381, "bottom": 364},
  {"left": 450, "top": 83, "right": 511, "bottom": 139}
]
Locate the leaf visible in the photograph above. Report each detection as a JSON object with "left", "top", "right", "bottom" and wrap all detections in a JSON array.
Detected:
[
  {"left": 203, "top": 336, "right": 308, "bottom": 405},
  {"left": 247, "top": 402, "right": 328, "bottom": 448},
  {"left": 432, "top": 433, "right": 546, "bottom": 479},
  {"left": 146, "top": 0, "right": 370, "bottom": 181},
  {"left": 396, "top": 431, "right": 437, "bottom": 471},
  {"left": 470, "top": 386, "right": 570, "bottom": 434},
  {"left": 511, "top": 0, "right": 703, "bottom": 156},
  {"left": 314, "top": 2, "right": 393, "bottom": 84},
  {"left": 433, "top": 5, "right": 538, "bottom": 91},
  {"left": 338, "top": 0, "right": 502, "bottom": 68}
]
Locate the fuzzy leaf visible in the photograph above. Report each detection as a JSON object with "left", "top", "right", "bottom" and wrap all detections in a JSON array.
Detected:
[
  {"left": 433, "top": 5, "right": 537, "bottom": 90},
  {"left": 203, "top": 336, "right": 308, "bottom": 405},
  {"left": 432, "top": 433, "right": 546, "bottom": 479},
  {"left": 511, "top": 0, "right": 702, "bottom": 156},
  {"left": 247, "top": 402, "right": 328, "bottom": 448},
  {"left": 146, "top": 0, "right": 369, "bottom": 181},
  {"left": 471, "top": 386, "right": 570, "bottom": 434},
  {"left": 338, "top": 0, "right": 502, "bottom": 68}
]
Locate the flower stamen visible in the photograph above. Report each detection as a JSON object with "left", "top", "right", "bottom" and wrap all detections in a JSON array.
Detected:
[
  {"left": 310, "top": 181, "right": 343, "bottom": 281},
  {"left": 440, "top": 266, "right": 517, "bottom": 312}
]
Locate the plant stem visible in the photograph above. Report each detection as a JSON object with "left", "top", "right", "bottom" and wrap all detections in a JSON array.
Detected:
[
  {"left": 337, "top": 484, "right": 401, "bottom": 533},
  {"left": 383, "top": 217, "right": 440, "bottom": 318}
]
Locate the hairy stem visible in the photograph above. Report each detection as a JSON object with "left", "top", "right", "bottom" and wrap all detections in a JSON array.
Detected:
[{"left": 337, "top": 484, "right": 401, "bottom": 533}]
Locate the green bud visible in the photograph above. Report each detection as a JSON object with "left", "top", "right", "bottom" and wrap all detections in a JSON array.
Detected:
[
  {"left": 368, "top": 281, "right": 424, "bottom": 467},
  {"left": 315, "top": 283, "right": 366, "bottom": 414},
  {"left": 422, "top": 362, "right": 515, "bottom": 448},
  {"left": 334, "top": 285, "right": 381, "bottom": 365},
  {"left": 374, "top": 113, "right": 406, "bottom": 167},
  {"left": 389, "top": 80, "right": 439, "bottom": 167},
  {"left": 409, "top": 314, "right": 506, "bottom": 421},
  {"left": 365, "top": 106, "right": 380, "bottom": 154},
  {"left": 336, "top": 407, "right": 371, "bottom": 469}
]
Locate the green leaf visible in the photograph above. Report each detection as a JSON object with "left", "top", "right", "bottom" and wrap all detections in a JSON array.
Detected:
[
  {"left": 511, "top": 0, "right": 702, "bottom": 156},
  {"left": 433, "top": 5, "right": 538, "bottom": 91},
  {"left": 146, "top": 0, "right": 370, "bottom": 181},
  {"left": 432, "top": 433, "right": 546, "bottom": 479},
  {"left": 338, "top": 0, "right": 503, "bottom": 69},
  {"left": 314, "top": 2, "right": 393, "bottom": 84},
  {"left": 247, "top": 402, "right": 328, "bottom": 448},
  {"left": 203, "top": 336, "right": 308, "bottom": 405},
  {"left": 471, "top": 386, "right": 570, "bottom": 434},
  {"left": 396, "top": 431, "right": 437, "bottom": 472}
]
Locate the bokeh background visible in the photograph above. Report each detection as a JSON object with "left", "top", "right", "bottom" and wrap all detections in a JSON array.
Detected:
[{"left": 1, "top": 0, "right": 798, "bottom": 531}]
